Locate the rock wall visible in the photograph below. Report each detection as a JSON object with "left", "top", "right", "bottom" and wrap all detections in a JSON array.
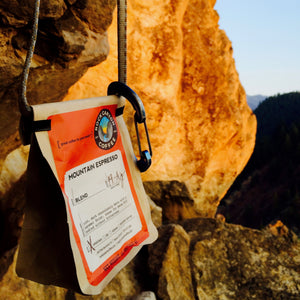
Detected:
[
  {"left": 0, "top": 0, "right": 116, "bottom": 283},
  {"left": 64, "top": 0, "right": 257, "bottom": 218},
  {"left": 148, "top": 219, "right": 300, "bottom": 300},
  {"left": 0, "top": 0, "right": 115, "bottom": 160},
  {"left": 0, "top": 0, "right": 257, "bottom": 220},
  {"left": 0, "top": 0, "right": 261, "bottom": 298},
  {"left": 1, "top": 219, "right": 299, "bottom": 299}
]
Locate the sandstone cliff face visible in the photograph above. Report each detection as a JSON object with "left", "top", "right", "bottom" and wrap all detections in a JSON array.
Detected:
[
  {"left": 64, "top": 0, "right": 257, "bottom": 218},
  {"left": 0, "top": 0, "right": 115, "bottom": 161},
  {"left": 0, "top": 0, "right": 256, "bottom": 220}
]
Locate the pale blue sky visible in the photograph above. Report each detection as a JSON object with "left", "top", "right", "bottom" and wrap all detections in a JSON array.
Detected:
[{"left": 215, "top": 0, "right": 300, "bottom": 96}]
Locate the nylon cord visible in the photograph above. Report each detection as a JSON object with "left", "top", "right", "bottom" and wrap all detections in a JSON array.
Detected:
[
  {"left": 20, "top": 0, "right": 126, "bottom": 113},
  {"left": 117, "top": 0, "right": 127, "bottom": 84},
  {"left": 19, "top": 0, "right": 40, "bottom": 117}
]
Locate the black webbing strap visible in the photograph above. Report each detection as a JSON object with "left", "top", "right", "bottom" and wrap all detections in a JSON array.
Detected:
[
  {"left": 116, "top": 106, "right": 125, "bottom": 117},
  {"left": 32, "top": 120, "right": 52, "bottom": 132}
]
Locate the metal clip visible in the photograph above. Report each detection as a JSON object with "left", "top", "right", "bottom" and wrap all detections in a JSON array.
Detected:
[
  {"left": 107, "top": 81, "right": 152, "bottom": 172},
  {"left": 134, "top": 114, "right": 152, "bottom": 172}
]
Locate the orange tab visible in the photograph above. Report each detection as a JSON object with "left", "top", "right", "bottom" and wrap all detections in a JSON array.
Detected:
[{"left": 47, "top": 104, "right": 149, "bottom": 285}]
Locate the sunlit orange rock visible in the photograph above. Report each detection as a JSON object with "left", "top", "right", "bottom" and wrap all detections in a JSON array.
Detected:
[
  {"left": 64, "top": 0, "right": 256, "bottom": 218},
  {"left": 267, "top": 220, "right": 290, "bottom": 237}
]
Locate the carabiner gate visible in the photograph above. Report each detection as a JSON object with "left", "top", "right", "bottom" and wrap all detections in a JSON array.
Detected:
[
  {"left": 134, "top": 115, "right": 152, "bottom": 172},
  {"left": 107, "top": 81, "right": 152, "bottom": 172}
]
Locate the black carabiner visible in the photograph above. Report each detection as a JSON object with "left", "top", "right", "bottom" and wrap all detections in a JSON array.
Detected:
[{"left": 107, "top": 81, "right": 152, "bottom": 172}]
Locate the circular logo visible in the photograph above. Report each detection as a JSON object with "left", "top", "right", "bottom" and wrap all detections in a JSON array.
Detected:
[{"left": 94, "top": 109, "right": 118, "bottom": 150}]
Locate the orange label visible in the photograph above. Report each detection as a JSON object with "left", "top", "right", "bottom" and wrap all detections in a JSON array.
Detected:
[{"left": 47, "top": 105, "right": 149, "bottom": 285}]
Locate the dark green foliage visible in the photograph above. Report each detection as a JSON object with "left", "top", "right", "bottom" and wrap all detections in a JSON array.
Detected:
[
  {"left": 255, "top": 92, "right": 300, "bottom": 138},
  {"left": 218, "top": 92, "right": 300, "bottom": 235}
]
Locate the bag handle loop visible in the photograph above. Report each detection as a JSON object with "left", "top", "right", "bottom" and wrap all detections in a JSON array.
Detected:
[{"left": 18, "top": 0, "right": 40, "bottom": 145}]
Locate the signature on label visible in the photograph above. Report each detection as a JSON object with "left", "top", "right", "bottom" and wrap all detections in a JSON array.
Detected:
[
  {"left": 87, "top": 236, "right": 95, "bottom": 254},
  {"left": 105, "top": 171, "right": 125, "bottom": 189}
]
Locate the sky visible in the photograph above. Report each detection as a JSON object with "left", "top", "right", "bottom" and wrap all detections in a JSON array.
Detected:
[{"left": 214, "top": 0, "right": 300, "bottom": 96}]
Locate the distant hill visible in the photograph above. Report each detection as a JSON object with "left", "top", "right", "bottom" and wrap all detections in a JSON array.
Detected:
[
  {"left": 218, "top": 92, "right": 300, "bottom": 235},
  {"left": 255, "top": 92, "right": 300, "bottom": 138},
  {"left": 246, "top": 94, "right": 267, "bottom": 110}
]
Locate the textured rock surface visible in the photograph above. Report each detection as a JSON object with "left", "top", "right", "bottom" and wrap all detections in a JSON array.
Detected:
[
  {"left": 0, "top": 0, "right": 115, "bottom": 156},
  {"left": 148, "top": 224, "right": 194, "bottom": 300},
  {"left": 0, "top": 252, "right": 142, "bottom": 300},
  {"left": 65, "top": 0, "right": 257, "bottom": 218},
  {"left": 1, "top": 218, "right": 299, "bottom": 299},
  {"left": 0, "top": 252, "right": 67, "bottom": 300},
  {"left": 0, "top": 0, "right": 116, "bottom": 290},
  {"left": 0, "top": 0, "right": 261, "bottom": 298},
  {"left": 0, "top": 175, "right": 26, "bottom": 279},
  {"left": 144, "top": 180, "right": 197, "bottom": 221},
  {"left": 148, "top": 219, "right": 300, "bottom": 300}
]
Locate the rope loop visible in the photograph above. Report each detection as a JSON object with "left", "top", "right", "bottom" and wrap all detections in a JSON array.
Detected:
[{"left": 19, "top": 0, "right": 40, "bottom": 117}]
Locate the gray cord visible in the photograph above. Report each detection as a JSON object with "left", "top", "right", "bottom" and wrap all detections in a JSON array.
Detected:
[
  {"left": 19, "top": 0, "right": 40, "bottom": 116},
  {"left": 20, "top": 0, "right": 126, "bottom": 113},
  {"left": 117, "top": 0, "right": 127, "bottom": 84}
]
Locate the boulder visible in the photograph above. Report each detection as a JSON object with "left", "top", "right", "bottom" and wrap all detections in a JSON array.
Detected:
[
  {"left": 148, "top": 224, "right": 195, "bottom": 300},
  {"left": 1, "top": 218, "right": 299, "bottom": 300},
  {"left": 148, "top": 219, "right": 300, "bottom": 300}
]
